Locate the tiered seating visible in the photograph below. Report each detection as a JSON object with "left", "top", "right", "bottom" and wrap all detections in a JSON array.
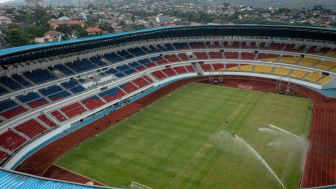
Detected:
[
  {"left": 298, "top": 58, "right": 319, "bottom": 67},
  {"left": 241, "top": 42, "right": 256, "bottom": 49},
  {"left": 128, "top": 47, "right": 146, "bottom": 56},
  {"left": 51, "top": 111, "right": 67, "bottom": 122},
  {"left": 304, "top": 73, "right": 323, "bottom": 82},
  {"left": 212, "top": 64, "right": 224, "bottom": 70},
  {"left": 69, "top": 85, "right": 86, "bottom": 94},
  {"left": 296, "top": 45, "right": 307, "bottom": 52},
  {"left": 194, "top": 52, "right": 208, "bottom": 60},
  {"left": 120, "top": 83, "right": 138, "bottom": 94},
  {"left": 132, "top": 77, "right": 151, "bottom": 88},
  {"left": 315, "top": 61, "right": 335, "bottom": 70},
  {"left": 0, "top": 99, "right": 18, "bottom": 113},
  {"left": 38, "top": 114, "right": 56, "bottom": 128},
  {"left": 224, "top": 52, "right": 239, "bottom": 59},
  {"left": 224, "top": 41, "right": 240, "bottom": 48},
  {"left": 66, "top": 59, "right": 97, "bottom": 73},
  {"left": 269, "top": 42, "right": 285, "bottom": 50},
  {"left": 284, "top": 44, "right": 296, "bottom": 52},
  {"left": 0, "top": 130, "right": 26, "bottom": 151},
  {"left": 178, "top": 53, "right": 190, "bottom": 61},
  {"left": 28, "top": 98, "right": 49, "bottom": 108},
  {"left": 161, "top": 68, "right": 177, "bottom": 77},
  {"left": 239, "top": 65, "right": 253, "bottom": 72},
  {"left": 143, "top": 45, "right": 160, "bottom": 53},
  {"left": 208, "top": 52, "right": 223, "bottom": 59},
  {"left": 164, "top": 54, "right": 180, "bottom": 63},
  {"left": 23, "top": 69, "right": 56, "bottom": 84},
  {"left": 173, "top": 42, "right": 189, "bottom": 50},
  {"left": 291, "top": 70, "right": 308, "bottom": 79},
  {"left": 81, "top": 96, "right": 105, "bottom": 110},
  {"left": 190, "top": 42, "right": 205, "bottom": 49},
  {"left": 157, "top": 44, "right": 174, "bottom": 51},
  {"left": 200, "top": 64, "right": 212, "bottom": 72},
  {"left": 255, "top": 65, "right": 273, "bottom": 73},
  {"left": 117, "top": 50, "right": 134, "bottom": 59},
  {"left": 60, "top": 103, "right": 86, "bottom": 118},
  {"left": 53, "top": 64, "right": 74, "bottom": 76},
  {"left": 99, "top": 87, "right": 125, "bottom": 102},
  {"left": 207, "top": 41, "right": 222, "bottom": 48},
  {"left": 185, "top": 65, "right": 196, "bottom": 72},
  {"left": 16, "top": 119, "right": 47, "bottom": 138},
  {"left": 278, "top": 56, "right": 300, "bottom": 64},
  {"left": 324, "top": 50, "right": 336, "bottom": 58},
  {"left": 48, "top": 91, "right": 71, "bottom": 101},
  {"left": 39, "top": 85, "right": 63, "bottom": 96},
  {"left": 90, "top": 57, "right": 107, "bottom": 66},
  {"left": 226, "top": 65, "right": 239, "bottom": 71},
  {"left": 318, "top": 76, "right": 334, "bottom": 84},
  {"left": 173, "top": 66, "right": 188, "bottom": 74},
  {"left": 61, "top": 80, "right": 85, "bottom": 95},
  {"left": 257, "top": 53, "right": 278, "bottom": 60},
  {"left": 0, "top": 86, "right": 6, "bottom": 95},
  {"left": 152, "top": 70, "right": 167, "bottom": 80},
  {"left": 12, "top": 74, "right": 31, "bottom": 87},
  {"left": 0, "top": 76, "right": 22, "bottom": 90},
  {"left": 104, "top": 52, "right": 124, "bottom": 63},
  {"left": 241, "top": 52, "right": 255, "bottom": 60},
  {"left": 143, "top": 75, "right": 153, "bottom": 83},
  {"left": 0, "top": 106, "right": 27, "bottom": 119},
  {"left": 274, "top": 67, "right": 291, "bottom": 76},
  {"left": 17, "top": 92, "right": 40, "bottom": 103},
  {"left": 153, "top": 57, "right": 168, "bottom": 65},
  {"left": 0, "top": 150, "right": 7, "bottom": 162}
]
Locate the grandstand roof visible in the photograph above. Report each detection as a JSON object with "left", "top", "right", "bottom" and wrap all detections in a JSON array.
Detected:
[{"left": 1, "top": 25, "right": 336, "bottom": 65}]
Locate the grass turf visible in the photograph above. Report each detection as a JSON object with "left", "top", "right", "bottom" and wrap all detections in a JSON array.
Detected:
[{"left": 57, "top": 82, "right": 312, "bottom": 189}]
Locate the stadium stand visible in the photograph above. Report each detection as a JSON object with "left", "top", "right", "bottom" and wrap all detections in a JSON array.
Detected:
[{"left": 0, "top": 25, "right": 335, "bottom": 188}]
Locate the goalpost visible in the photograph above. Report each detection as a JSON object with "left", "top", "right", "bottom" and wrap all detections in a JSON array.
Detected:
[{"left": 129, "top": 181, "right": 153, "bottom": 189}]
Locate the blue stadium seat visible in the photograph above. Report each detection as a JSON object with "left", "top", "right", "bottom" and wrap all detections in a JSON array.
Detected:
[
  {"left": 116, "top": 64, "right": 131, "bottom": 72},
  {"left": 69, "top": 86, "right": 86, "bottom": 94},
  {"left": 17, "top": 92, "right": 41, "bottom": 103},
  {"left": 123, "top": 68, "right": 136, "bottom": 75},
  {"left": 104, "top": 52, "right": 124, "bottom": 63},
  {"left": 12, "top": 74, "right": 31, "bottom": 87},
  {"left": 0, "top": 76, "right": 22, "bottom": 90},
  {"left": 39, "top": 85, "right": 63, "bottom": 96},
  {"left": 105, "top": 68, "right": 119, "bottom": 75},
  {"left": 138, "top": 58, "right": 151, "bottom": 65},
  {"left": 89, "top": 57, "right": 106, "bottom": 66},
  {"left": 66, "top": 59, "right": 97, "bottom": 73},
  {"left": 0, "top": 99, "right": 18, "bottom": 112},
  {"left": 114, "top": 72, "right": 125, "bottom": 78},
  {"left": 173, "top": 42, "right": 189, "bottom": 49},
  {"left": 0, "top": 86, "right": 7, "bottom": 95},
  {"left": 117, "top": 50, "right": 134, "bottom": 59},
  {"left": 61, "top": 80, "right": 78, "bottom": 89},
  {"left": 54, "top": 64, "right": 75, "bottom": 76},
  {"left": 128, "top": 47, "right": 146, "bottom": 56},
  {"left": 23, "top": 69, "right": 56, "bottom": 84}
]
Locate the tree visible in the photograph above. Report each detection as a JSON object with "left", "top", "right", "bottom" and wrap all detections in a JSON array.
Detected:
[
  {"left": 99, "top": 22, "right": 114, "bottom": 33},
  {"left": 5, "top": 28, "right": 32, "bottom": 47}
]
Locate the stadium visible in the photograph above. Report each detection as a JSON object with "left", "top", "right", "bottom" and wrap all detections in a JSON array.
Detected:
[{"left": 0, "top": 25, "right": 334, "bottom": 189}]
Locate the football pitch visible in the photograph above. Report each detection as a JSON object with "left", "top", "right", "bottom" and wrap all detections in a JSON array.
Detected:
[{"left": 57, "top": 82, "right": 312, "bottom": 189}]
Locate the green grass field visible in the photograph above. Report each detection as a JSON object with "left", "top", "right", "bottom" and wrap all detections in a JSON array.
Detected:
[{"left": 57, "top": 83, "right": 312, "bottom": 189}]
